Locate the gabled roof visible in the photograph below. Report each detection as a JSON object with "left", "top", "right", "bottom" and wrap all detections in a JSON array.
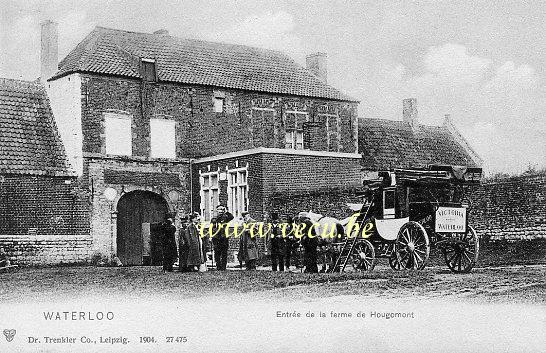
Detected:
[
  {"left": 359, "top": 118, "right": 479, "bottom": 170},
  {"left": 0, "top": 78, "right": 72, "bottom": 176},
  {"left": 52, "top": 26, "right": 357, "bottom": 102}
]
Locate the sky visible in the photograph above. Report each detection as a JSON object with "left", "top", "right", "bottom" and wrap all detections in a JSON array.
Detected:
[{"left": 1, "top": 0, "right": 545, "bottom": 175}]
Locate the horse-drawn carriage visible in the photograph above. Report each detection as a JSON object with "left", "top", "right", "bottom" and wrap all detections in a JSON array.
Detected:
[{"left": 330, "top": 165, "right": 482, "bottom": 273}]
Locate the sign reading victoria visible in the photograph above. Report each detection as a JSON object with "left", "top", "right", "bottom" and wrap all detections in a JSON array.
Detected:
[{"left": 435, "top": 207, "right": 467, "bottom": 233}]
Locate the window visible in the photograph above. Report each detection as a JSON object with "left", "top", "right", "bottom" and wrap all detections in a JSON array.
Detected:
[
  {"left": 284, "top": 110, "right": 308, "bottom": 150},
  {"left": 213, "top": 97, "right": 224, "bottom": 113},
  {"left": 285, "top": 130, "right": 304, "bottom": 150},
  {"left": 383, "top": 189, "right": 396, "bottom": 219},
  {"left": 150, "top": 119, "right": 176, "bottom": 158},
  {"left": 141, "top": 59, "right": 157, "bottom": 82},
  {"left": 228, "top": 167, "right": 248, "bottom": 218},
  {"left": 200, "top": 172, "right": 219, "bottom": 221},
  {"left": 104, "top": 112, "right": 132, "bottom": 156},
  {"left": 213, "top": 90, "right": 225, "bottom": 113}
]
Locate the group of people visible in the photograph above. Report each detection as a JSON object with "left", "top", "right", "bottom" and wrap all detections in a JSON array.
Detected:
[{"left": 159, "top": 204, "right": 322, "bottom": 274}]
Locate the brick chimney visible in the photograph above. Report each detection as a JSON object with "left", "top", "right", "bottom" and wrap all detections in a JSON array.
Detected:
[
  {"left": 40, "top": 20, "right": 59, "bottom": 82},
  {"left": 402, "top": 98, "right": 418, "bottom": 130},
  {"left": 306, "top": 52, "right": 327, "bottom": 83},
  {"left": 153, "top": 29, "right": 169, "bottom": 36}
]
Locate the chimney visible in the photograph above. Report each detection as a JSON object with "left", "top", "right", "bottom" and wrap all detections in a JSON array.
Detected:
[
  {"left": 306, "top": 52, "right": 327, "bottom": 83},
  {"left": 402, "top": 98, "right": 418, "bottom": 129},
  {"left": 153, "top": 29, "right": 169, "bottom": 36},
  {"left": 40, "top": 20, "right": 59, "bottom": 82}
]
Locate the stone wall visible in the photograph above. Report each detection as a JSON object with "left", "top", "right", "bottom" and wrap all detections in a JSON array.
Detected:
[
  {"left": 469, "top": 172, "right": 546, "bottom": 241},
  {"left": 85, "top": 155, "right": 191, "bottom": 259},
  {"left": 0, "top": 234, "right": 92, "bottom": 265}
]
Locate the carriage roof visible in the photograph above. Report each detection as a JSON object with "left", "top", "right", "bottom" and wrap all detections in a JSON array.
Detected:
[{"left": 359, "top": 165, "right": 482, "bottom": 195}]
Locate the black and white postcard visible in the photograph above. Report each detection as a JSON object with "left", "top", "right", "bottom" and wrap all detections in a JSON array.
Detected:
[{"left": 0, "top": 1, "right": 544, "bottom": 352}]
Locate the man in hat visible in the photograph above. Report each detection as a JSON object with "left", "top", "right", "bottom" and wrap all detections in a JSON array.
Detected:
[
  {"left": 268, "top": 212, "right": 286, "bottom": 271},
  {"left": 297, "top": 212, "right": 319, "bottom": 273},
  {"left": 211, "top": 205, "right": 233, "bottom": 271},
  {"left": 161, "top": 217, "right": 178, "bottom": 272},
  {"left": 178, "top": 215, "right": 190, "bottom": 272}
]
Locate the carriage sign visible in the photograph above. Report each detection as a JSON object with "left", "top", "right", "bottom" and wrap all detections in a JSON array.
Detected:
[{"left": 435, "top": 207, "right": 467, "bottom": 233}]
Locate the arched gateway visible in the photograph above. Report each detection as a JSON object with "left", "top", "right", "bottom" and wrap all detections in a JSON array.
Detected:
[{"left": 116, "top": 190, "right": 170, "bottom": 265}]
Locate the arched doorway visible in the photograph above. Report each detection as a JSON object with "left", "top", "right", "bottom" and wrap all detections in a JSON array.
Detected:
[{"left": 116, "top": 190, "right": 169, "bottom": 265}]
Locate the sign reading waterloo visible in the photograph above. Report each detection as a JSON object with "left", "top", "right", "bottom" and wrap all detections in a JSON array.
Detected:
[{"left": 435, "top": 207, "right": 467, "bottom": 233}]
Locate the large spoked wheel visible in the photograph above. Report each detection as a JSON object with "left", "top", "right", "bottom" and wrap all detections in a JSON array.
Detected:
[
  {"left": 348, "top": 239, "right": 376, "bottom": 271},
  {"left": 443, "top": 226, "right": 479, "bottom": 273},
  {"left": 394, "top": 221, "right": 430, "bottom": 270}
]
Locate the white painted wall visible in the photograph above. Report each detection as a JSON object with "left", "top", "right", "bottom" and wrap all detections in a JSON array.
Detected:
[{"left": 46, "top": 74, "right": 83, "bottom": 176}]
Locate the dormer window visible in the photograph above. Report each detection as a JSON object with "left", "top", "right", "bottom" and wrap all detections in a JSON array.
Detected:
[{"left": 141, "top": 59, "right": 157, "bottom": 82}]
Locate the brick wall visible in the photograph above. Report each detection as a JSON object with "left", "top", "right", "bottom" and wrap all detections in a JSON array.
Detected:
[
  {"left": 269, "top": 187, "right": 364, "bottom": 220},
  {"left": 80, "top": 74, "right": 358, "bottom": 159},
  {"left": 469, "top": 172, "right": 546, "bottom": 241},
  {"left": 0, "top": 175, "right": 89, "bottom": 235},
  {"left": 193, "top": 152, "right": 362, "bottom": 218},
  {"left": 0, "top": 174, "right": 92, "bottom": 265}
]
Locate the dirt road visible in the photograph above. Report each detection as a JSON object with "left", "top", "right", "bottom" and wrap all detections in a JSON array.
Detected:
[{"left": 1, "top": 264, "right": 544, "bottom": 304}]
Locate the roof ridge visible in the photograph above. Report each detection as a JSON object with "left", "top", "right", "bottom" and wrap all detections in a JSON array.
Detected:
[
  {"left": 0, "top": 77, "right": 43, "bottom": 87},
  {"left": 94, "top": 25, "right": 289, "bottom": 57},
  {"left": 359, "top": 117, "right": 449, "bottom": 129}
]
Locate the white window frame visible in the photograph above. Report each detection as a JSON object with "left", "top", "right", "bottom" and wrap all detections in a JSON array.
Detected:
[
  {"left": 284, "top": 110, "right": 308, "bottom": 150},
  {"left": 227, "top": 166, "right": 249, "bottom": 218},
  {"left": 104, "top": 112, "right": 132, "bottom": 156},
  {"left": 319, "top": 112, "right": 339, "bottom": 151},
  {"left": 150, "top": 118, "right": 176, "bottom": 159},
  {"left": 200, "top": 171, "right": 220, "bottom": 221},
  {"left": 383, "top": 188, "right": 396, "bottom": 219},
  {"left": 285, "top": 130, "right": 304, "bottom": 150}
]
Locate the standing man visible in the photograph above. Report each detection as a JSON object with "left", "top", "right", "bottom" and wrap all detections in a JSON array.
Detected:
[
  {"left": 239, "top": 212, "right": 258, "bottom": 270},
  {"left": 211, "top": 205, "right": 233, "bottom": 271},
  {"left": 161, "top": 217, "right": 178, "bottom": 272},
  {"left": 182, "top": 212, "right": 205, "bottom": 272},
  {"left": 298, "top": 212, "right": 319, "bottom": 273},
  {"left": 178, "top": 215, "right": 190, "bottom": 272},
  {"left": 269, "top": 212, "right": 285, "bottom": 271}
]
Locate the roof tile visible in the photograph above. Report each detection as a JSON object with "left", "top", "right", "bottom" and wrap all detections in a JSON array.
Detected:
[
  {"left": 359, "top": 118, "right": 478, "bottom": 170},
  {"left": 52, "top": 27, "right": 356, "bottom": 102},
  {"left": 0, "top": 78, "right": 73, "bottom": 176}
]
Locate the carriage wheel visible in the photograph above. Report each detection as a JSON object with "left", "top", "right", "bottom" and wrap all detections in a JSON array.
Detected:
[
  {"left": 443, "top": 226, "right": 479, "bottom": 273},
  {"left": 389, "top": 252, "right": 403, "bottom": 271},
  {"left": 394, "top": 221, "right": 430, "bottom": 270},
  {"left": 348, "top": 239, "right": 375, "bottom": 271}
]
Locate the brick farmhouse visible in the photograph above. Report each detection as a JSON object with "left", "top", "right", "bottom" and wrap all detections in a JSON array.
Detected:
[{"left": 0, "top": 22, "right": 479, "bottom": 265}]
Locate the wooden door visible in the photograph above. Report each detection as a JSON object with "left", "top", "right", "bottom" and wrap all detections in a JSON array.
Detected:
[{"left": 116, "top": 191, "right": 169, "bottom": 265}]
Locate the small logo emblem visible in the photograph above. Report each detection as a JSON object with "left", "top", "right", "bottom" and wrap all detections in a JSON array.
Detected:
[{"left": 3, "top": 329, "right": 16, "bottom": 342}]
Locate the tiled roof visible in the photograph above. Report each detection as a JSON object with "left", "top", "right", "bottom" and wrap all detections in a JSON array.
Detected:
[
  {"left": 0, "top": 78, "right": 72, "bottom": 176},
  {"left": 359, "top": 118, "right": 478, "bottom": 170},
  {"left": 52, "top": 27, "right": 357, "bottom": 102}
]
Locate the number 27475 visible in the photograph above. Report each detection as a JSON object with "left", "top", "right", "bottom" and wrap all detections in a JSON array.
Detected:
[{"left": 166, "top": 336, "right": 188, "bottom": 343}]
